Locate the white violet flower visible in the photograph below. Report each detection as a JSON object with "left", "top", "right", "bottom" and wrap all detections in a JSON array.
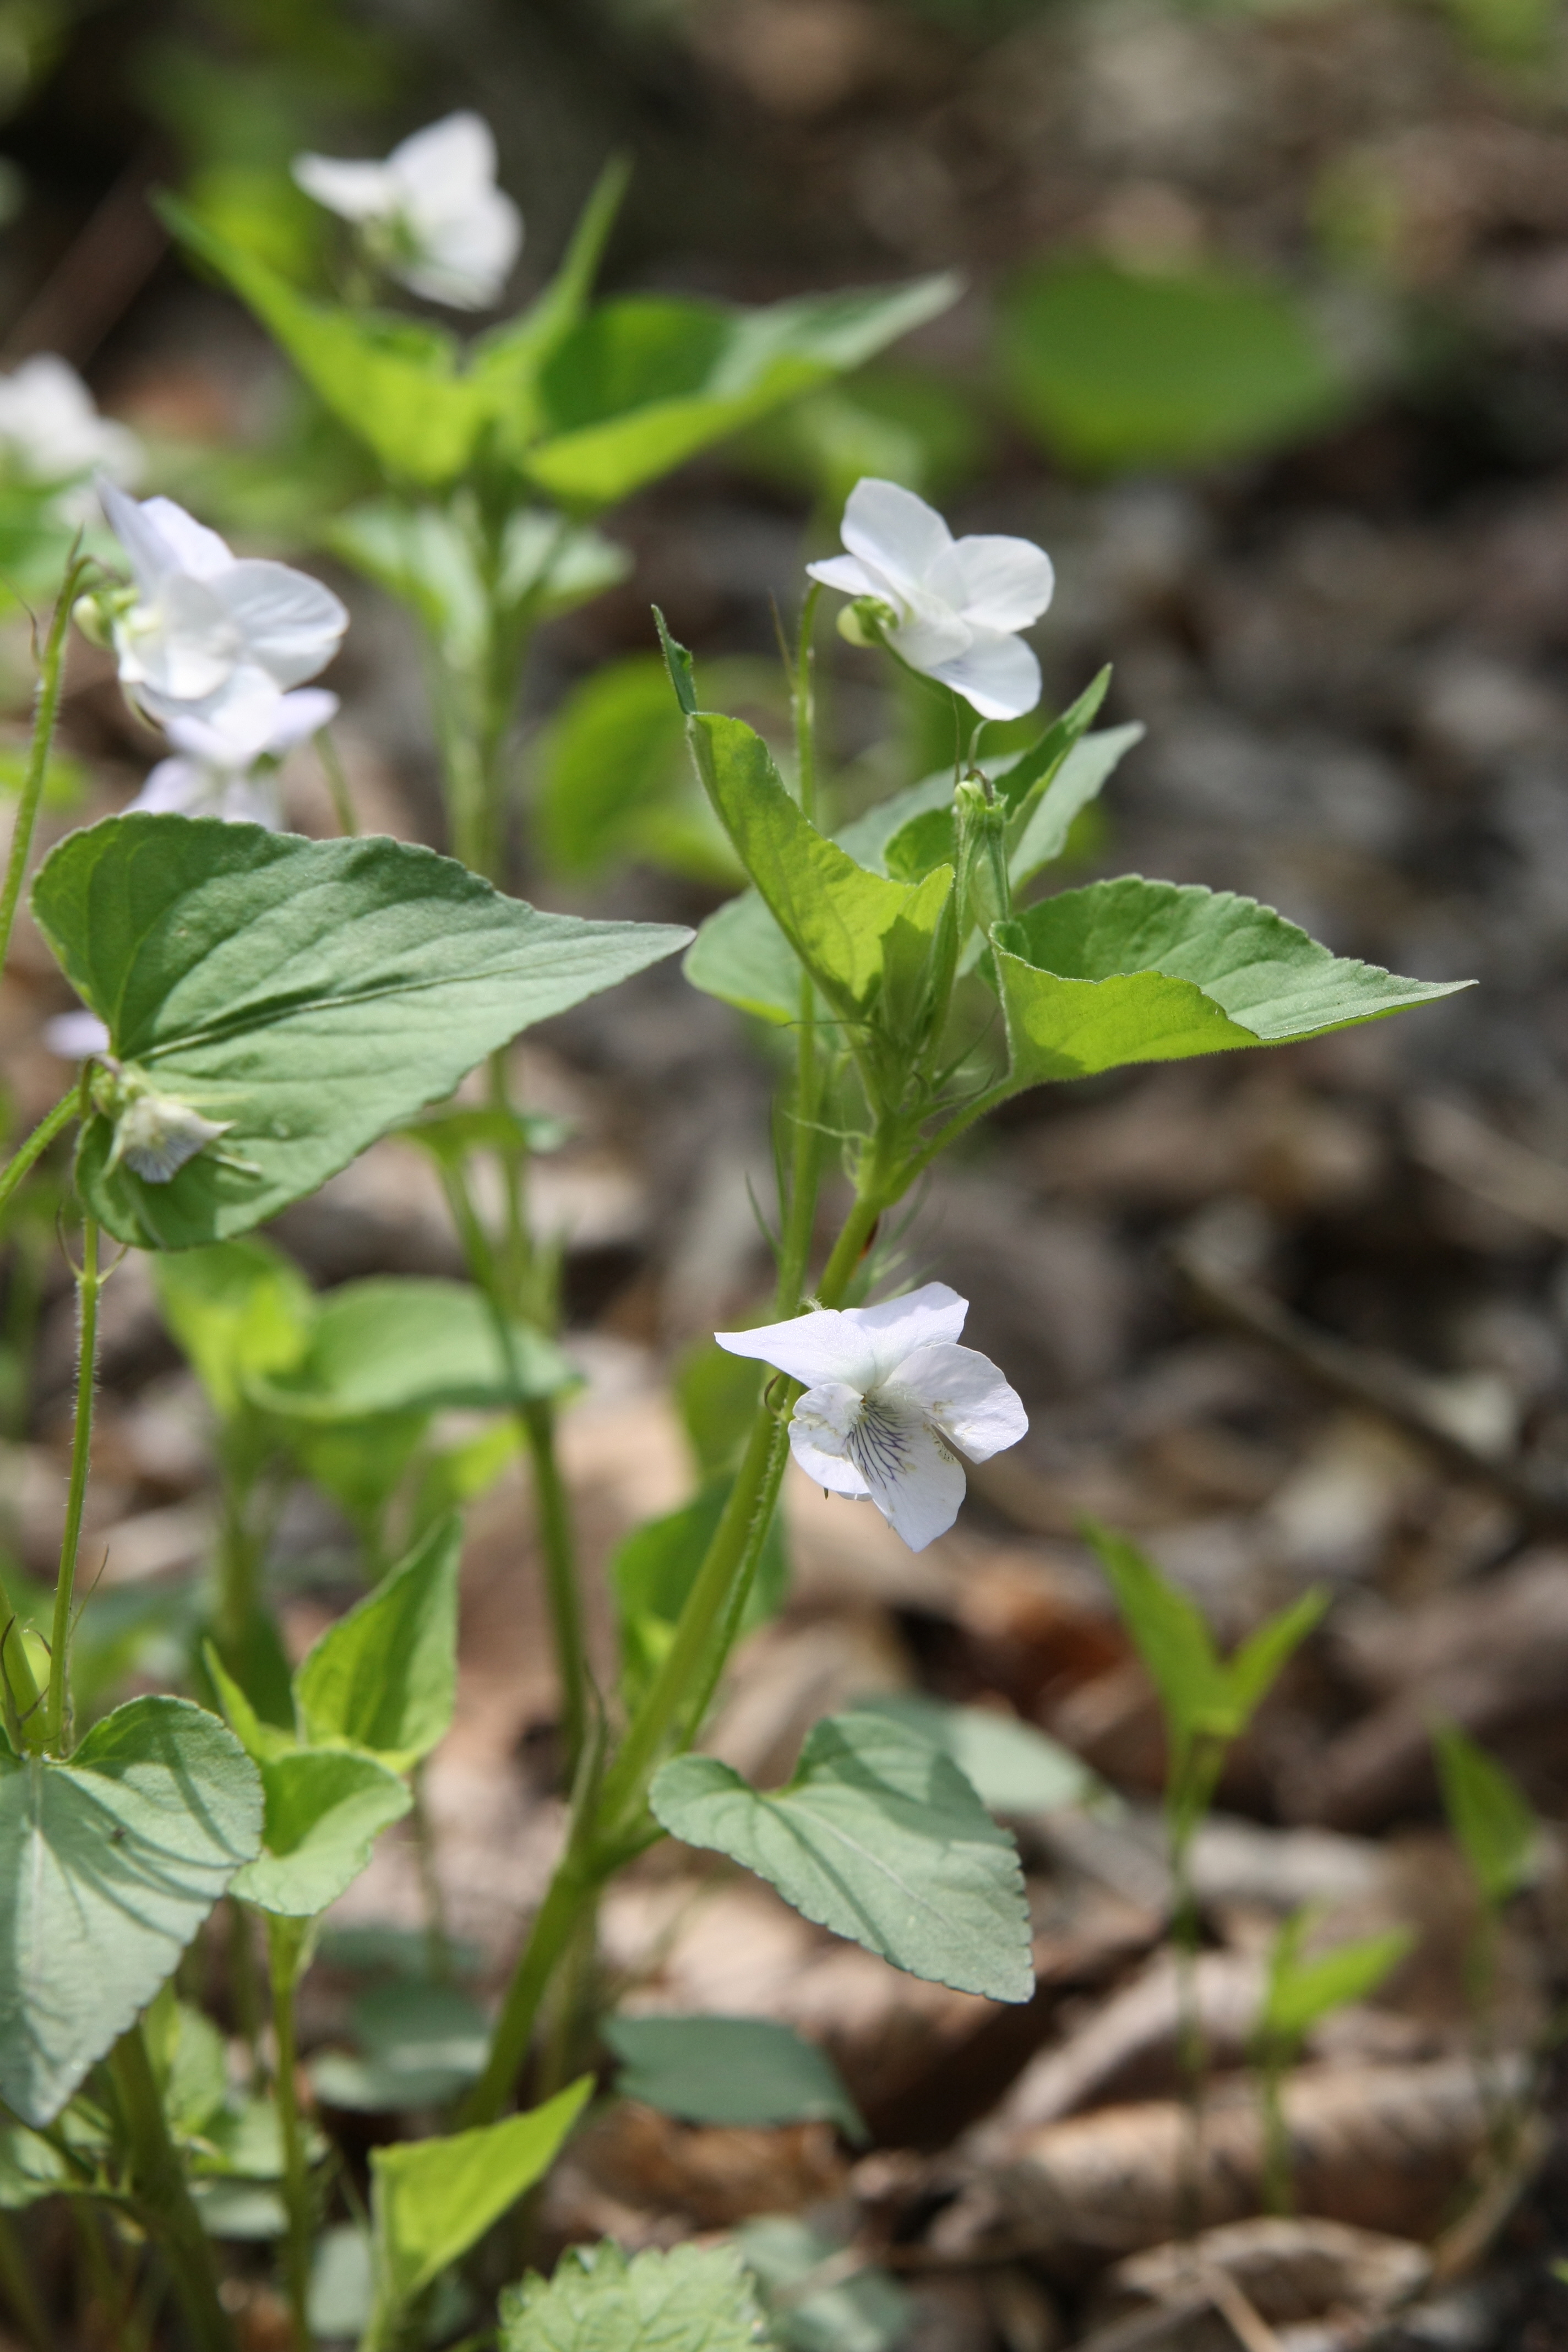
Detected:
[
  {"left": 97, "top": 481, "right": 347, "bottom": 732},
  {"left": 0, "top": 355, "right": 141, "bottom": 497},
  {"left": 716, "top": 1282, "right": 1027, "bottom": 1552},
  {"left": 128, "top": 684, "right": 339, "bottom": 828},
  {"left": 292, "top": 111, "right": 522, "bottom": 311},
  {"left": 808, "top": 477, "right": 1054, "bottom": 722}
]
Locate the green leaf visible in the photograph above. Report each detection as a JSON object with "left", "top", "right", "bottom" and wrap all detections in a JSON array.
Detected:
[
  {"left": 1261, "top": 1913, "right": 1414, "bottom": 2046},
  {"left": 311, "top": 1978, "right": 487, "bottom": 2113},
  {"left": 738, "top": 2215, "right": 909, "bottom": 2352},
  {"left": 689, "top": 714, "right": 952, "bottom": 1032},
  {"left": 603, "top": 2013, "right": 865, "bottom": 2141},
  {"left": 526, "top": 275, "right": 960, "bottom": 508},
  {"left": 31, "top": 815, "right": 690, "bottom": 1250},
  {"left": 0, "top": 2120, "right": 72, "bottom": 2209},
  {"left": 282, "top": 1412, "right": 428, "bottom": 1541},
  {"left": 613, "top": 1479, "right": 788, "bottom": 1705},
  {"left": 372, "top": 2079, "right": 593, "bottom": 2310},
  {"left": 230, "top": 1747, "right": 411, "bottom": 1917},
  {"left": 650, "top": 1712, "right": 1033, "bottom": 2003},
  {"left": 738, "top": 361, "right": 985, "bottom": 512},
  {"left": 204, "top": 1641, "right": 296, "bottom": 1765},
  {"left": 500, "top": 2240, "right": 768, "bottom": 2352},
  {"left": 856, "top": 1694, "right": 1098, "bottom": 1816},
  {"left": 993, "top": 878, "right": 1471, "bottom": 1091},
  {"left": 163, "top": 198, "right": 484, "bottom": 486},
  {"left": 0, "top": 1696, "right": 262, "bottom": 2125},
  {"left": 1226, "top": 1589, "right": 1330, "bottom": 1723},
  {"left": 1433, "top": 1721, "right": 1540, "bottom": 1909},
  {"left": 1082, "top": 1521, "right": 1228, "bottom": 1748},
  {"left": 999, "top": 257, "right": 1349, "bottom": 475},
  {"left": 1008, "top": 722, "right": 1143, "bottom": 894},
  {"left": 995, "top": 668, "right": 1112, "bottom": 835},
  {"left": 683, "top": 723, "right": 1142, "bottom": 1026},
  {"left": 251, "top": 1276, "right": 573, "bottom": 1420},
  {"left": 151, "top": 1236, "right": 314, "bottom": 1419},
  {"left": 468, "top": 154, "right": 633, "bottom": 455},
  {"left": 1085, "top": 1522, "right": 1324, "bottom": 1755},
  {"left": 536, "top": 654, "right": 786, "bottom": 884},
  {"left": 293, "top": 1516, "right": 461, "bottom": 1772},
  {"left": 676, "top": 1340, "right": 764, "bottom": 1479},
  {"left": 328, "top": 498, "right": 628, "bottom": 660}
]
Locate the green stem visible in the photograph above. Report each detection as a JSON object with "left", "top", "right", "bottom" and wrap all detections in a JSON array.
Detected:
[
  {"left": 522, "top": 1397, "right": 589, "bottom": 1783},
  {"left": 314, "top": 729, "right": 358, "bottom": 838},
  {"left": 0, "top": 553, "right": 92, "bottom": 978},
  {"left": 410, "top": 1762, "right": 454, "bottom": 1984},
  {"left": 1258, "top": 2041, "right": 1294, "bottom": 2216},
  {"left": 107, "top": 2024, "right": 236, "bottom": 2352},
  {"left": 46, "top": 1204, "right": 100, "bottom": 1755},
  {"left": 227, "top": 1896, "right": 264, "bottom": 2087},
  {"left": 0, "top": 2209, "right": 49, "bottom": 2351},
  {"left": 266, "top": 1919, "right": 315, "bottom": 2352},
  {"left": 0, "top": 1091, "right": 75, "bottom": 1226},
  {"left": 467, "top": 1171, "right": 888, "bottom": 2124}
]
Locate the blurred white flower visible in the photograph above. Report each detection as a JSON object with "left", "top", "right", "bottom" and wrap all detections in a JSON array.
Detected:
[
  {"left": 44, "top": 1006, "right": 110, "bottom": 1060},
  {"left": 0, "top": 356, "right": 141, "bottom": 498},
  {"left": 292, "top": 112, "right": 522, "bottom": 311},
  {"left": 127, "top": 685, "right": 339, "bottom": 828},
  {"left": 97, "top": 481, "right": 347, "bottom": 732},
  {"left": 716, "top": 1282, "right": 1027, "bottom": 1551},
  {"left": 808, "top": 478, "right": 1054, "bottom": 722}
]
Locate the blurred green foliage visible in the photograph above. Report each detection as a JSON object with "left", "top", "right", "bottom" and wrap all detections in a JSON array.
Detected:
[{"left": 998, "top": 256, "right": 1351, "bottom": 475}]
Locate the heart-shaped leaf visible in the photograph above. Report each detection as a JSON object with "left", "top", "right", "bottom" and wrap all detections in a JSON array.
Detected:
[
  {"left": 0, "top": 1696, "right": 262, "bottom": 2125},
  {"left": 30, "top": 815, "right": 689, "bottom": 1250},
  {"left": 650, "top": 1712, "right": 1033, "bottom": 2003},
  {"left": 994, "top": 878, "right": 1471, "bottom": 1089},
  {"left": 294, "top": 1516, "right": 461, "bottom": 1772},
  {"left": 230, "top": 1749, "right": 412, "bottom": 1918}
]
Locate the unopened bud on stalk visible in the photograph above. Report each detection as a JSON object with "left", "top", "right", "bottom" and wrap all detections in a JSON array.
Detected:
[{"left": 955, "top": 775, "right": 1011, "bottom": 939}]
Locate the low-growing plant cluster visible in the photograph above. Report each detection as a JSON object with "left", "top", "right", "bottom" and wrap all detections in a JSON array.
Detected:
[{"left": 0, "top": 106, "right": 1545, "bottom": 2352}]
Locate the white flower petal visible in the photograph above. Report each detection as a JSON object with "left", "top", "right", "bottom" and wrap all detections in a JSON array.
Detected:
[
  {"left": 398, "top": 188, "right": 521, "bottom": 308},
  {"left": 805, "top": 554, "right": 878, "bottom": 598},
  {"left": 889, "top": 609, "right": 974, "bottom": 673},
  {"left": 715, "top": 1308, "right": 881, "bottom": 1394},
  {"left": 122, "top": 576, "right": 242, "bottom": 701},
  {"left": 927, "top": 627, "right": 1042, "bottom": 721},
  {"left": 934, "top": 534, "right": 1055, "bottom": 634},
  {"left": 163, "top": 675, "right": 291, "bottom": 768},
  {"left": 840, "top": 478, "right": 953, "bottom": 596},
  {"left": 789, "top": 1381, "right": 874, "bottom": 1497},
  {"left": 884, "top": 1342, "right": 1028, "bottom": 1463},
  {"left": 292, "top": 154, "right": 399, "bottom": 222},
  {"left": 852, "top": 1403, "right": 967, "bottom": 1551},
  {"left": 128, "top": 757, "right": 205, "bottom": 815},
  {"left": 215, "top": 562, "right": 348, "bottom": 689},
  {"left": 849, "top": 1283, "right": 969, "bottom": 1386},
  {"left": 265, "top": 687, "right": 340, "bottom": 751},
  {"left": 133, "top": 495, "right": 235, "bottom": 582},
  {"left": 44, "top": 1008, "right": 109, "bottom": 1060},
  {"left": 391, "top": 112, "right": 499, "bottom": 206}
]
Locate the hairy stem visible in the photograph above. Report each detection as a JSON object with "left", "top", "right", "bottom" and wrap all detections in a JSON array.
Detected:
[
  {"left": 467, "top": 1170, "right": 887, "bottom": 2122},
  {"left": 0, "top": 553, "right": 92, "bottom": 977},
  {"left": 46, "top": 1205, "right": 101, "bottom": 1755},
  {"left": 266, "top": 1920, "right": 315, "bottom": 2352},
  {"left": 107, "top": 2024, "right": 236, "bottom": 2352}
]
